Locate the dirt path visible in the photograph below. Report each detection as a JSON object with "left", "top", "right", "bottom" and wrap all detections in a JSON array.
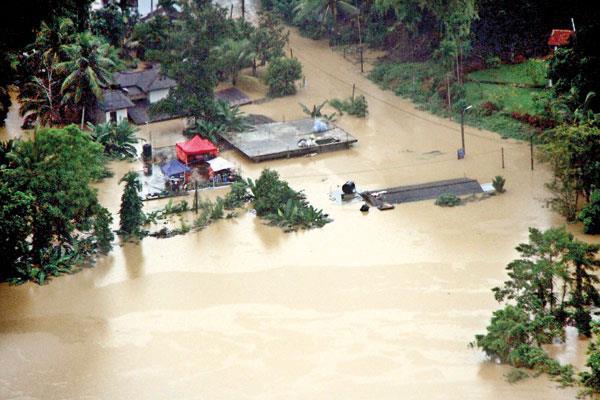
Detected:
[{"left": 0, "top": 29, "right": 592, "bottom": 400}]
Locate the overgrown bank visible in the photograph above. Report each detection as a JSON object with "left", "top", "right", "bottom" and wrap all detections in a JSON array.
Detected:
[{"left": 368, "top": 60, "right": 548, "bottom": 140}]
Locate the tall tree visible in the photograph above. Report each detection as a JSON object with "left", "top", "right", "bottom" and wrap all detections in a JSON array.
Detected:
[
  {"left": 252, "top": 12, "right": 289, "bottom": 66},
  {"left": 150, "top": 1, "right": 231, "bottom": 121},
  {"left": 539, "top": 121, "right": 600, "bottom": 221},
  {"left": 2, "top": 125, "right": 106, "bottom": 272},
  {"left": 56, "top": 32, "right": 116, "bottom": 127},
  {"left": 214, "top": 38, "right": 255, "bottom": 86},
  {"left": 119, "top": 171, "right": 144, "bottom": 237}
]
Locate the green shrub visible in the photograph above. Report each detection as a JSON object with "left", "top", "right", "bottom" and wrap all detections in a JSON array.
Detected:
[
  {"left": 435, "top": 193, "right": 460, "bottom": 207},
  {"left": 223, "top": 180, "right": 250, "bottom": 209},
  {"left": 580, "top": 325, "right": 600, "bottom": 397},
  {"left": 184, "top": 120, "right": 225, "bottom": 143},
  {"left": 211, "top": 197, "right": 225, "bottom": 220},
  {"left": 492, "top": 176, "right": 506, "bottom": 193},
  {"left": 486, "top": 56, "right": 501, "bottom": 69},
  {"left": 265, "top": 57, "right": 302, "bottom": 97},
  {"left": 329, "top": 95, "right": 369, "bottom": 117},
  {"left": 579, "top": 189, "right": 600, "bottom": 234}
]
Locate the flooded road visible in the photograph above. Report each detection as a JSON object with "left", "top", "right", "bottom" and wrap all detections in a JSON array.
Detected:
[{"left": 0, "top": 29, "right": 594, "bottom": 399}]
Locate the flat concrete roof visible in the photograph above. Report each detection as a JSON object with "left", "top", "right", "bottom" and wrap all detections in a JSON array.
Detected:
[{"left": 221, "top": 118, "right": 357, "bottom": 162}]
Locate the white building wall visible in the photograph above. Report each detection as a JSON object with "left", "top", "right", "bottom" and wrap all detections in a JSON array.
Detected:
[
  {"left": 117, "top": 109, "right": 128, "bottom": 122},
  {"left": 105, "top": 109, "right": 129, "bottom": 123},
  {"left": 149, "top": 89, "right": 169, "bottom": 104}
]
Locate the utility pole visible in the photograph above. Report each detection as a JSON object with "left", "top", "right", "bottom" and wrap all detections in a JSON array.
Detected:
[
  {"left": 460, "top": 105, "right": 473, "bottom": 156},
  {"left": 530, "top": 134, "right": 534, "bottom": 170},
  {"left": 360, "top": 47, "right": 364, "bottom": 73}
]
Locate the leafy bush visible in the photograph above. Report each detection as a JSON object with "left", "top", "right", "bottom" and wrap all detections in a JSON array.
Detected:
[
  {"left": 214, "top": 100, "right": 251, "bottom": 132},
  {"left": 211, "top": 197, "right": 225, "bottom": 220},
  {"left": 579, "top": 189, "right": 600, "bottom": 234},
  {"left": 481, "top": 101, "right": 500, "bottom": 116},
  {"left": 492, "top": 176, "right": 506, "bottom": 193},
  {"left": 329, "top": 95, "right": 369, "bottom": 117},
  {"left": 435, "top": 193, "right": 460, "bottom": 207},
  {"left": 265, "top": 57, "right": 302, "bottom": 97},
  {"left": 184, "top": 119, "right": 225, "bottom": 143},
  {"left": 486, "top": 56, "right": 501, "bottom": 69},
  {"left": 525, "top": 59, "right": 548, "bottom": 87},
  {"left": 223, "top": 180, "right": 250, "bottom": 209},
  {"left": 580, "top": 324, "right": 600, "bottom": 397}
]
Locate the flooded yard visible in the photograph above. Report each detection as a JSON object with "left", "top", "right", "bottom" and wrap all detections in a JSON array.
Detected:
[{"left": 0, "top": 29, "right": 594, "bottom": 399}]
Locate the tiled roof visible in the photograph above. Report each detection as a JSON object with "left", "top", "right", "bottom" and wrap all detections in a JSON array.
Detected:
[
  {"left": 98, "top": 89, "right": 135, "bottom": 111},
  {"left": 113, "top": 65, "right": 176, "bottom": 94},
  {"left": 548, "top": 29, "right": 574, "bottom": 46}
]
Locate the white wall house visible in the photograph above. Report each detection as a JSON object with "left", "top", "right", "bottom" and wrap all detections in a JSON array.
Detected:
[{"left": 95, "top": 89, "right": 134, "bottom": 124}]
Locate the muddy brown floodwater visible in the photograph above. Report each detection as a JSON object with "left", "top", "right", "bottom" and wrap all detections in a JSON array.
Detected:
[{"left": 1, "top": 29, "right": 598, "bottom": 399}]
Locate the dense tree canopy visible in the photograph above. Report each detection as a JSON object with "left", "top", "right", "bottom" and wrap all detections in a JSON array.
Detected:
[{"left": 0, "top": 125, "right": 110, "bottom": 283}]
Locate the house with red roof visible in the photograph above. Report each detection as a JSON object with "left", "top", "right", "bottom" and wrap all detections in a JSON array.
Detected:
[{"left": 548, "top": 29, "right": 575, "bottom": 51}]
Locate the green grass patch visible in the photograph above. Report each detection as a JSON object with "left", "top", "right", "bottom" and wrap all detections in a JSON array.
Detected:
[
  {"left": 464, "top": 82, "right": 542, "bottom": 114},
  {"left": 467, "top": 60, "right": 548, "bottom": 87}
]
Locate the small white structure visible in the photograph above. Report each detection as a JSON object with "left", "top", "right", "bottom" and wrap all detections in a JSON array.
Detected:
[
  {"left": 94, "top": 89, "right": 134, "bottom": 124},
  {"left": 207, "top": 157, "right": 236, "bottom": 173}
]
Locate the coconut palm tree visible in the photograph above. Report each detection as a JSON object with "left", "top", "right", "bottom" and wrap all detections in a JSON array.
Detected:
[
  {"left": 214, "top": 39, "right": 255, "bottom": 86},
  {"left": 56, "top": 32, "right": 116, "bottom": 127},
  {"left": 294, "top": 0, "right": 359, "bottom": 39},
  {"left": 18, "top": 55, "right": 64, "bottom": 127}
]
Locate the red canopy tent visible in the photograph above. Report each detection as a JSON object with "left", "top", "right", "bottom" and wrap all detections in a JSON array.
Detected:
[{"left": 176, "top": 135, "right": 219, "bottom": 164}]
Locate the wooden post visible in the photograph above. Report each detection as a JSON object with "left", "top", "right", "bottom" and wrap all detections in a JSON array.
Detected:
[
  {"left": 352, "top": 83, "right": 355, "bottom": 100},
  {"left": 290, "top": 48, "right": 293, "bottom": 58},
  {"left": 501, "top": 147, "right": 505, "bottom": 169},
  {"left": 343, "top": 47, "right": 346, "bottom": 59},
  {"left": 357, "top": 15, "right": 362, "bottom": 47},
  {"left": 230, "top": 4, "right": 233, "bottom": 18},
  {"left": 360, "top": 47, "right": 364, "bottom": 73},
  {"left": 530, "top": 135, "right": 534, "bottom": 171},
  {"left": 194, "top": 181, "right": 199, "bottom": 213},
  {"left": 241, "top": 0, "right": 245, "bottom": 20}
]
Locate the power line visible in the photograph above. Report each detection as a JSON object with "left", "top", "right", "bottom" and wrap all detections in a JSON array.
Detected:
[
  {"left": 281, "top": 148, "right": 502, "bottom": 181},
  {"left": 291, "top": 42, "right": 523, "bottom": 146}
]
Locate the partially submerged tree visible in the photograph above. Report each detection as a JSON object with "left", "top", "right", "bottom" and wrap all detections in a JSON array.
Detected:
[
  {"left": 0, "top": 125, "right": 110, "bottom": 283},
  {"left": 265, "top": 57, "right": 302, "bottom": 97},
  {"left": 119, "top": 171, "right": 144, "bottom": 237},
  {"left": 475, "top": 227, "right": 600, "bottom": 383}
]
